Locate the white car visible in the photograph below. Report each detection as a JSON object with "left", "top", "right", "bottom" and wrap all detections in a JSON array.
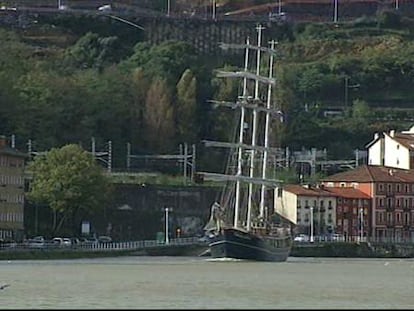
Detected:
[
  {"left": 52, "top": 237, "right": 72, "bottom": 247},
  {"left": 294, "top": 234, "right": 309, "bottom": 242},
  {"left": 27, "top": 236, "right": 46, "bottom": 248}
]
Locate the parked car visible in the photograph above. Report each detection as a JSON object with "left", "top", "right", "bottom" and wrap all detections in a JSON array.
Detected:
[
  {"left": 80, "top": 237, "right": 98, "bottom": 245},
  {"left": 52, "top": 237, "right": 71, "bottom": 247},
  {"left": 330, "top": 234, "right": 345, "bottom": 242},
  {"left": 27, "top": 236, "right": 46, "bottom": 248},
  {"left": 294, "top": 234, "right": 310, "bottom": 242},
  {"left": 62, "top": 238, "right": 72, "bottom": 247},
  {"left": 98, "top": 236, "right": 112, "bottom": 243},
  {"left": 71, "top": 237, "right": 81, "bottom": 246}
]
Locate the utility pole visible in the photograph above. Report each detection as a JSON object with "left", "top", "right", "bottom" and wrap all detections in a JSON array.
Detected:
[
  {"left": 310, "top": 206, "right": 314, "bottom": 242},
  {"left": 167, "top": 0, "right": 170, "bottom": 17},
  {"left": 333, "top": 0, "right": 338, "bottom": 23},
  {"left": 344, "top": 76, "right": 360, "bottom": 107},
  {"left": 164, "top": 207, "right": 173, "bottom": 244},
  {"left": 212, "top": 0, "right": 216, "bottom": 20},
  {"left": 360, "top": 208, "right": 364, "bottom": 242}
]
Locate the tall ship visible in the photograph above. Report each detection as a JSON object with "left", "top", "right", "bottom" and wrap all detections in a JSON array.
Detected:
[{"left": 200, "top": 25, "right": 296, "bottom": 262}]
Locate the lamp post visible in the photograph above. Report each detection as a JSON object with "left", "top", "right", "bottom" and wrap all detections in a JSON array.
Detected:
[
  {"left": 333, "top": 0, "right": 338, "bottom": 23},
  {"left": 167, "top": 0, "right": 170, "bottom": 17},
  {"left": 359, "top": 208, "right": 364, "bottom": 242},
  {"left": 164, "top": 207, "right": 173, "bottom": 244},
  {"left": 310, "top": 206, "right": 314, "bottom": 243}
]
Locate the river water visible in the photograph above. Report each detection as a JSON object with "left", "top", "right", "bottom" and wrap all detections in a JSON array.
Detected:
[{"left": 0, "top": 256, "right": 413, "bottom": 309}]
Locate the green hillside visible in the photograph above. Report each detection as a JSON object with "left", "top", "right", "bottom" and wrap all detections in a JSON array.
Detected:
[{"left": 1, "top": 7, "right": 414, "bottom": 175}]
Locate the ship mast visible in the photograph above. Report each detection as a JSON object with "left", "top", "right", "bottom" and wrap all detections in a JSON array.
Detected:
[
  {"left": 259, "top": 39, "right": 277, "bottom": 220},
  {"left": 234, "top": 37, "right": 251, "bottom": 229},
  {"left": 247, "top": 24, "right": 265, "bottom": 230}
]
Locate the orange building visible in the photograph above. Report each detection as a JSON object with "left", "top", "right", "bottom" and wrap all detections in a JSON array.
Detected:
[
  {"left": 321, "top": 165, "right": 414, "bottom": 242},
  {"left": 326, "top": 187, "right": 371, "bottom": 241}
]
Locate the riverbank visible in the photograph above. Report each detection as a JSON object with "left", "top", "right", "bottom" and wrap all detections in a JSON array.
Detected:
[
  {"left": 1, "top": 241, "right": 413, "bottom": 260},
  {"left": 291, "top": 242, "right": 414, "bottom": 258},
  {"left": 0, "top": 249, "right": 137, "bottom": 260}
]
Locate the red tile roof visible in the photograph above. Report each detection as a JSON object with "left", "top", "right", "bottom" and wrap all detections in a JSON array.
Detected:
[
  {"left": 325, "top": 187, "right": 371, "bottom": 199},
  {"left": 284, "top": 184, "right": 335, "bottom": 197},
  {"left": 321, "top": 165, "right": 414, "bottom": 183}
]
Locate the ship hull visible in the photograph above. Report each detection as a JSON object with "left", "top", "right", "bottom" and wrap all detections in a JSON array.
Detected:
[{"left": 209, "top": 228, "right": 291, "bottom": 262}]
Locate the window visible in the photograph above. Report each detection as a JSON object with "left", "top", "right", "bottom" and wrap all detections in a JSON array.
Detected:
[{"left": 396, "top": 213, "right": 401, "bottom": 224}]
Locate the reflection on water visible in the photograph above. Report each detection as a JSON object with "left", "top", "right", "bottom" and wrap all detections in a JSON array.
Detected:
[{"left": 0, "top": 256, "right": 413, "bottom": 309}]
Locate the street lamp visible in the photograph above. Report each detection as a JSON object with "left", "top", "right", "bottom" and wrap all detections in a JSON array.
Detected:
[
  {"left": 333, "top": 0, "right": 338, "bottom": 23},
  {"left": 310, "top": 206, "right": 314, "bottom": 242},
  {"left": 359, "top": 208, "right": 364, "bottom": 242},
  {"left": 164, "top": 207, "right": 173, "bottom": 244}
]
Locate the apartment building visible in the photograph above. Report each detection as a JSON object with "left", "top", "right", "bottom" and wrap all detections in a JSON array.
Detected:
[
  {"left": 0, "top": 135, "right": 28, "bottom": 241},
  {"left": 275, "top": 184, "right": 337, "bottom": 237},
  {"left": 326, "top": 187, "right": 371, "bottom": 241},
  {"left": 321, "top": 165, "right": 414, "bottom": 242},
  {"left": 276, "top": 183, "right": 372, "bottom": 240}
]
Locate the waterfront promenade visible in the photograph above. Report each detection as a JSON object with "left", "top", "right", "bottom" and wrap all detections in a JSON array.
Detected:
[
  {"left": 0, "top": 237, "right": 209, "bottom": 259},
  {"left": 1, "top": 236, "right": 414, "bottom": 259}
]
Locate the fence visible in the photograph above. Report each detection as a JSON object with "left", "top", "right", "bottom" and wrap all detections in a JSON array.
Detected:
[{"left": 0, "top": 237, "right": 202, "bottom": 252}]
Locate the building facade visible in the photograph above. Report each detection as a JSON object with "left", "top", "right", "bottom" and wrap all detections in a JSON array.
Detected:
[
  {"left": 367, "top": 126, "right": 414, "bottom": 170},
  {"left": 0, "top": 135, "right": 28, "bottom": 241},
  {"left": 321, "top": 165, "right": 414, "bottom": 242},
  {"left": 326, "top": 187, "right": 371, "bottom": 241},
  {"left": 276, "top": 184, "right": 337, "bottom": 237}
]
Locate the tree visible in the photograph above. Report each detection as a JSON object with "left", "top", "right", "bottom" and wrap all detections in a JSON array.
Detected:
[
  {"left": 64, "top": 32, "right": 121, "bottom": 70},
  {"left": 176, "top": 69, "right": 198, "bottom": 143},
  {"left": 27, "top": 144, "right": 112, "bottom": 235},
  {"left": 144, "top": 78, "right": 176, "bottom": 152}
]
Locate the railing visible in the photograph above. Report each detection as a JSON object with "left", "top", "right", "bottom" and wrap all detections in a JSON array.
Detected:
[
  {"left": 294, "top": 235, "right": 414, "bottom": 245},
  {"left": 0, "top": 237, "right": 203, "bottom": 252}
]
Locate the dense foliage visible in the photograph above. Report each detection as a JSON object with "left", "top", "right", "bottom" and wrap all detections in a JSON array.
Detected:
[{"left": 1, "top": 9, "right": 414, "bottom": 173}]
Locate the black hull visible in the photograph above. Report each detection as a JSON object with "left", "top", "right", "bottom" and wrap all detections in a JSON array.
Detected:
[
  {"left": 144, "top": 243, "right": 209, "bottom": 257},
  {"left": 209, "top": 228, "right": 291, "bottom": 262}
]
